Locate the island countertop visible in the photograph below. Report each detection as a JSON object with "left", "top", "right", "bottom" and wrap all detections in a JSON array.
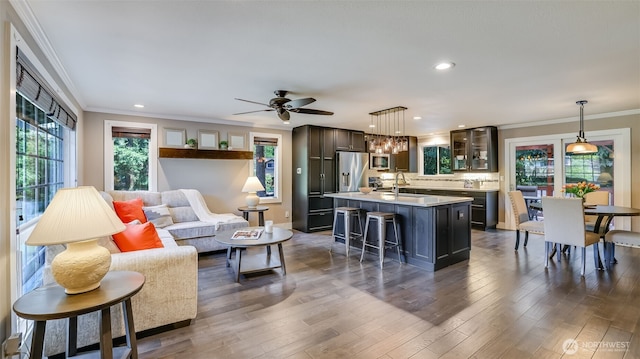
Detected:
[{"left": 324, "top": 192, "right": 473, "bottom": 207}]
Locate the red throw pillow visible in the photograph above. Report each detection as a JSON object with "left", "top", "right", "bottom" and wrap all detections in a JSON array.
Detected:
[
  {"left": 112, "top": 222, "right": 164, "bottom": 252},
  {"left": 113, "top": 198, "right": 147, "bottom": 223}
]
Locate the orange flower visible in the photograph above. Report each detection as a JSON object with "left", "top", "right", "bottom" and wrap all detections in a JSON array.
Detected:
[{"left": 562, "top": 181, "right": 600, "bottom": 198}]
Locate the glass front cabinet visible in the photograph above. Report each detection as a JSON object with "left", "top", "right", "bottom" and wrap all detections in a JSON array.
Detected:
[{"left": 450, "top": 126, "right": 498, "bottom": 172}]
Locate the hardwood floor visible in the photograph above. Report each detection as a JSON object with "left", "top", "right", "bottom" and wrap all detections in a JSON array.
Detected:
[{"left": 136, "top": 229, "right": 640, "bottom": 358}]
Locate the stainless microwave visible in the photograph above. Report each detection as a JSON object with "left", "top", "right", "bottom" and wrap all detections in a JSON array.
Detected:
[{"left": 369, "top": 153, "right": 390, "bottom": 170}]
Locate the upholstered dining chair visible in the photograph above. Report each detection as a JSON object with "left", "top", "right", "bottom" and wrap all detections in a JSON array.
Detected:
[
  {"left": 542, "top": 197, "right": 601, "bottom": 276},
  {"left": 584, "top": 190, "right": 610, "bottom": 232},
  {"left": 508, "top": 191, "right": 545, "bottom": 250}
]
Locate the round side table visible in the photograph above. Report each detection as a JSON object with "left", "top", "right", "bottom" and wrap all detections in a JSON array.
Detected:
[
  {"left": 237, "top": 205, "right": 269, "bottom": 226},
  {"left": 13, "top": 271, "right": 145, "bottom": 359}
]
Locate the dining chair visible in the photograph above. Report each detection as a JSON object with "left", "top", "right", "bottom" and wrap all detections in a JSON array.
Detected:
[
  {"left": 542, "top": 197, "right": 601, "bottom": 276},
  {"left": 508, "top": 191, "right": 545, "bottom": 250},
  {"left": 584, "top": 191, "right": 610, "bottom": 232}
]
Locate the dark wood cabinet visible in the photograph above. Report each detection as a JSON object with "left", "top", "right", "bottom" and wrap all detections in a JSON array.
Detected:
[
  {"left": 335, "top": 129, "right": 366, "bottom": 152},
  {"left": 390, "top": 136, "right": 418, "bottom": 172},
  {"left": 402, "top": 188, "right": 497, "bottom": 231},
  {"left": 450, "top": 126, "right": 498, "bottom": 172},
  {"left": 293, "top": 125, "right": 336, "bottom": 232}
]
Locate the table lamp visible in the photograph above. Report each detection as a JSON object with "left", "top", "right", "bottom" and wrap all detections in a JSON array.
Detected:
[
  {"left": 26, "top": 186, "right": 126, "bottom": 294},
  {"left": 241, "top": 176, "right": 265, "bottom": 208}
]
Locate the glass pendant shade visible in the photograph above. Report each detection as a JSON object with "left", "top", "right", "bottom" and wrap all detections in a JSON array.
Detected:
[{"left": 566, "top": 100, "right": 597, "bottom": 154}]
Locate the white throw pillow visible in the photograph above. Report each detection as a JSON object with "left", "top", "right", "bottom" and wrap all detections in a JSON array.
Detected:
[{"left": 143, "top": 204, "right": 174, "bottom": 228}]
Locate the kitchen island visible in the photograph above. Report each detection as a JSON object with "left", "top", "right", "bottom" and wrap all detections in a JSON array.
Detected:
[{"left": 325, "top": 192, "right": 473, "bottom": 271}]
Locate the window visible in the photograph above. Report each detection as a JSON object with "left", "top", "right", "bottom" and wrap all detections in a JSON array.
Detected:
[
  {"left": 112, "top": 127, "right": 151, "bottom": 190},
  {"left": 15, "top": 93, "right": 65, "bottom": 294},
  {"left": 250, "top": 132, "right": 282, "bottom": 203},
  {"left": 421, "top": 145, "right": 452, "bottom": 175},
  {"left": 104, "top": 121, "right": 157, "bottom": 191}
]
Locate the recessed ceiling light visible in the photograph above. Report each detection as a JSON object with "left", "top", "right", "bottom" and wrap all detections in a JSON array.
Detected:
[
  {"left": 434, "top": 62, "right": 455, "bottom": 70},
  {"left": 458, "top": 124, "right": 466, "bottom": 128},
  {"left": 369, "top": 124, "right": 376, "bottom": 128},
  {"left": 283, "top": 121, "right": 290, "bottom": 125},
  {"left": 413, "top": 116, "right": 422, "bottom": 120},
  {"left": 134, "top": 104, "right": 144, "bottom": 108}
]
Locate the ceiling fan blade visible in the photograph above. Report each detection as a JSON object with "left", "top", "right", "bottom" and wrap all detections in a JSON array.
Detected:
[
  {"left": 233, "top": 109, "right": 274, "bottom": 115},
  {"left": 234, "top": 98, "right": 270, "bottom": 107},
  {"left": 285, "top": 97, "right": 316, "bottom": 109},
  {"left": 276, "top": 108, "right": 290, "bottom": 122},
  {"left": 289, "top": 108, "right": 334, "bottom": 116}
]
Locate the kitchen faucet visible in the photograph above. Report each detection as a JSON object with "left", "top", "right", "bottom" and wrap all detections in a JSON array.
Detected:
[{"left": 394, "top": 171, "right": 406, "bottom": 197}]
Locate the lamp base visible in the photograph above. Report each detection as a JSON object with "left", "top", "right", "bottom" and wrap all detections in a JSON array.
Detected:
[
  {"left": 245, "top": 192, "right": 260, "bottom": 209},
  {"left": 51, "top": 238, "right": 112, "bottom": 294}
]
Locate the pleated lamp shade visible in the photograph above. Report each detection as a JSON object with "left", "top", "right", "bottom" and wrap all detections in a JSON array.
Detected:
[{"left": 27, "top": 186, "right": 126, "bottom": 294}]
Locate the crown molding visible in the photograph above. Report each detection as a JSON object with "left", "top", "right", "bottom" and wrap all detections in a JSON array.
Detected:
[
  {"left": 85, "top": 106, "right": 294, "bottom": 131},
  {"left": 498, "top": 109, "right": 640, "bottom": 130},
  {"left": 9, "top": 0, "right": 85, "bottom": 108}
]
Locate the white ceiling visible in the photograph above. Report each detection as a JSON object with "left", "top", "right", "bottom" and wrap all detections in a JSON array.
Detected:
[{"left": 16, "top": 0, "right": 640, "bottom": 135}]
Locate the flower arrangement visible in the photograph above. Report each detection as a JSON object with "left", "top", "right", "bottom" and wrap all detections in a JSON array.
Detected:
[{"left": 562, "top": 181, "right": 600, "bottom": 198}]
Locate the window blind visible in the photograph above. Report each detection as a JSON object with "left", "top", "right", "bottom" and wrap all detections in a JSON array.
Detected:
[
  {"left": 15, "top": 47, "right": 77, "bottom": 130},
  {"left": 253, "top": 136, "right": 278, "bottom": 146},
  {"left": 112, "top": 126, "right": 151, "bottom": 139}
]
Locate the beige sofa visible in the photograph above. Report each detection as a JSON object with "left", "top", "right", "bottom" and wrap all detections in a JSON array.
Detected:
[{"left": 42, "top": 224, "right": 198, "bottom": 357}]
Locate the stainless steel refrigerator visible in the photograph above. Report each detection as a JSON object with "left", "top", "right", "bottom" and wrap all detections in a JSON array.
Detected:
[{"left": 336, "top": 152, "right": 369, "bottom": 192}]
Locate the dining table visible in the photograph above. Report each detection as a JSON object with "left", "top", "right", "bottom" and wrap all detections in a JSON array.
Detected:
[{"left": 528, "top": 202, "right": 640, "bottom": 269}]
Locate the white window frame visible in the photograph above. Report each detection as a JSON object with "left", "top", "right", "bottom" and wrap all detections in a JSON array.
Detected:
[
  {"left": 249, "top": 131, "right": 282, "bottom": 204},
  {"left": 9, "top": 24, "right": 79, "bottom": 335},
  {"left": 104, "top": 120, "right": 158, "bottom": 191}
]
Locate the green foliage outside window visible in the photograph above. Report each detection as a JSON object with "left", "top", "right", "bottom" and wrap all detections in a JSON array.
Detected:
[
  {"left": 113, "top": 137, "right": 150, "bottom": 190},
  {"left": 423, "top": 145, "right": 451, "bottom": 175},
  {"left": 254, "top": 144, "right": 276, "bottom": 197}
]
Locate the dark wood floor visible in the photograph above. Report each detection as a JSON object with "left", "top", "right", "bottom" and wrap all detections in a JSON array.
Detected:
[{"left": 136, "top": 229, "right": 640, "bottom": 358}]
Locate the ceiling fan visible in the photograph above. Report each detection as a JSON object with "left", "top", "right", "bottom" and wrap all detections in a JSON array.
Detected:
[{"left": 233, "top": 90, "right": 334, "bottom": 122}]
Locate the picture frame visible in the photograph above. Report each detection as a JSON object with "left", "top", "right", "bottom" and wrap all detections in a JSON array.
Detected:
[
  {"left": 228, "top": 132, "right": 247, "bottom": 150},
  {"left": 164, "top": 128, "right": 186, "bottom": 148},
  {"left": 198, "top": 130, "right": 219, "bottom": 150}
]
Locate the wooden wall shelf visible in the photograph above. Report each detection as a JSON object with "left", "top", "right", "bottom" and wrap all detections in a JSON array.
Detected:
[{"left": 159, "top": 147, "right": 253, "bottom": 160}]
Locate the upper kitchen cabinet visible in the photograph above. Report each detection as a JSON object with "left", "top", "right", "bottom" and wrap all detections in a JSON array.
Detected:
[
  {"left": 450, "top": 126, "right": 498, "bottom": 172},
  {"left": 390, "top": 136, "right": 418, "bottom": 172},
  {"left": 335, "top": 129, "right": 366, "bottom": 152}
]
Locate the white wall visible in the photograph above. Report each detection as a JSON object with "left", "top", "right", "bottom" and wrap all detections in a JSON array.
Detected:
[{"left": 83, "top": 111, "right": 293, "bottom": 225}]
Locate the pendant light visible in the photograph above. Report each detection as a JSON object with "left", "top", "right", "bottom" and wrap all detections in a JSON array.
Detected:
[{"left": 566, "top": 100, "right": 598, "bottom": 154}]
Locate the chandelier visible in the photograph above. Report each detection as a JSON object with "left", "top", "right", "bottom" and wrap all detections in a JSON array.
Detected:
[{"left": 368, "top": 106, "right": 408, "bottom": 154}]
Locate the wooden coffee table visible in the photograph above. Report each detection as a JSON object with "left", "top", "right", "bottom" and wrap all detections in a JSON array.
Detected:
[{"left": 215, "top": 226, "right": 293, "bottom": 282}]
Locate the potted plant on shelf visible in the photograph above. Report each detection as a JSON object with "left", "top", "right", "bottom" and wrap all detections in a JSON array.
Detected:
[
  {"left": 219, "top": 140, "right": 228, "bottom": 150},
  {"left": 185, "top": 138, "right": 197, "bottom": 149}
]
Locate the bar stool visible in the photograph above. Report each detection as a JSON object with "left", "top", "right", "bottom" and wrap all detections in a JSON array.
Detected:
[
  {"left": 331, "top": 207, "right": 363, "bottom": 256},
  {"left": 360, "top": 212, "right": 402, "bottom": 268}
]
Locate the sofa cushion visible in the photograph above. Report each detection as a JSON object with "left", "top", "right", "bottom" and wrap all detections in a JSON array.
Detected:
[
  {"left": 168, "top": 207, "right": 199, "bottom": 223},
  {"left": 113, "top": 198, "right": 147, "bottom": 223},
  {"left": 143, "top": 204, "right": 174, "bottom": 228},
  {"left": 164, "top": 221, "right": 217, "bottom": 240},
  {"left": 113, "top": 222, "right": 164, "bottom": 252},
  {"left": 109, "top": 190, "right": 162, "bottom": 207}
]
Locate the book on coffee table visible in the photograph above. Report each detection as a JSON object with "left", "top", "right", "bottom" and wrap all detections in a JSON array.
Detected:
[{"left": 231, "top": 229, "right": 263, "bottom": 240}]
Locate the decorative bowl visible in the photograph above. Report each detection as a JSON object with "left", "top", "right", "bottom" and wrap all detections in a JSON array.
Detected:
[{"left": 359, "top": 187, "right": 373, "bottom": 194}]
